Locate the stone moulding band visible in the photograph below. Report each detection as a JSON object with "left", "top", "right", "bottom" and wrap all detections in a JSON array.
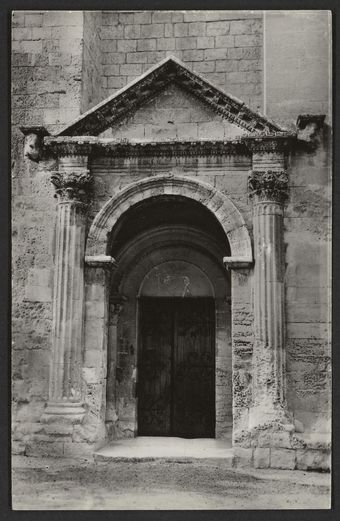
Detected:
[
  {"left": 223, "top": 256, "right": 253, "bottom": 269},
  {"left": 43, "top": 136, "right": 250, "bottom": 158},
  {"left": 41, "top": 133, "right": 295, "bottom": 159},
  {"left": 85, "top": 255, "right": 118, "bottom": 269},
  {"left": 41, "top": 402, "right": 86, "bottom": 424},
  {"left": 241, "top": 134, "right": 295, "bottom": 153},
  {"left": 20, "top": 131, "right": 296, "bottom": 161}
]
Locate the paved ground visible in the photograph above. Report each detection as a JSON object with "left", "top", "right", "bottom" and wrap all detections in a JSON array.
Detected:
[{"left": 12, "top": 455, "right": 331, "bottom": 510}]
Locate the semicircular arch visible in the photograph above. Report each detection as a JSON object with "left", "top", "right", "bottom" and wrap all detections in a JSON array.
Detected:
[{"left": 85, "top": 174, "right": 252, "bottom": 260}]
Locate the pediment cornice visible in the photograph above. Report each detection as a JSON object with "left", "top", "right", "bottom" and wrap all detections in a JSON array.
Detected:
[{"left": 54, "top": 56, "right": 284, "bottom": 137}]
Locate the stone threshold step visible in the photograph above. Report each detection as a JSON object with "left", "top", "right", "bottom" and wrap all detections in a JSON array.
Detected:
[
  {"left": 94, "top": 455, "right": 235, "bottom": 465},
  {"left": 94, "top": 436, "right": 233, "bottom": 462}
]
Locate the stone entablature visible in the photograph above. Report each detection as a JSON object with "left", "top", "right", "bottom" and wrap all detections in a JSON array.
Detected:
[
  {"left": 44, "top": 136, "right": 251, "bottom": 158},
  {"left": 19, "top": 132, "right": 298, "bottom": 163}
]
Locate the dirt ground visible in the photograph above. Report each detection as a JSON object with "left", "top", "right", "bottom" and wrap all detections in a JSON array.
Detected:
[{"left": 12, "top": 455, "right": 331, "bottom": 510}]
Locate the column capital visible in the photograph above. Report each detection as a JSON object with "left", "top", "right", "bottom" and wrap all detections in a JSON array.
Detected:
[
  {"left": 110, "top": 294, "right": 127, "bottom": 314},
  {"left": 50, "top": 154, "right": 92, "bottom": 203},
  {"left": 248, "top": 169, "right": 289, "bottom": 204},
  {"left": 51, "top": 169, "right": 93, "bottom": 203}
]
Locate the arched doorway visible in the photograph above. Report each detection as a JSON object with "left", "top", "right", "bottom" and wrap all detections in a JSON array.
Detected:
[
  {"left": 105, "top": 195, "right": 231, "bottom": 440},
  {"left": 84, "top": 174, "right": 253, "bottom": 445},
  {"left": 138, "top": 261, "right": 216, "bottom": 438}
]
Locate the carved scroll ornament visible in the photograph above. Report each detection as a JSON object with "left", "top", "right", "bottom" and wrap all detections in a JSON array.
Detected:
[{"left": 50, "top": 170, "right": 93, "bottom": 202}]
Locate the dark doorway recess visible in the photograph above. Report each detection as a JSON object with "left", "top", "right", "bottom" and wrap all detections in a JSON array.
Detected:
[{"left": 138, "top": 297, "right": 215, "bottom": 438}]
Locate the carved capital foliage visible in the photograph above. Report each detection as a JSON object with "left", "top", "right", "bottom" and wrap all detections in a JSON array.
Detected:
[
  {"left": 248, "top": 170, "right": 289, "bottom": 203},
  {"left": 51, "top": 170, "right": 93, "bottom": 203}
]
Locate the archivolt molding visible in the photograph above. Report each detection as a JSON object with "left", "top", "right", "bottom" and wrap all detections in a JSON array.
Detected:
[{"left": 85, "top": 174, "right": 253, "bottom": 265}]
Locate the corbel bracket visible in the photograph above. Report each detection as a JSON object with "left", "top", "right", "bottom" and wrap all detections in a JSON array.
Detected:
[
  {"left": 20, "top": 126, "right": 50, "bottom": 162},
  {"left": 296, "top": 114, "right": 326, "bottom": 143}
]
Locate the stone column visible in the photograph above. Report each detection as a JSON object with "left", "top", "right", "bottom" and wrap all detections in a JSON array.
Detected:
[
  {"left": 247, "top": 137, "right": 293, "bottom": 430},
  {"left": 41, "top": 155, "right": 93, "bottom": 423}
]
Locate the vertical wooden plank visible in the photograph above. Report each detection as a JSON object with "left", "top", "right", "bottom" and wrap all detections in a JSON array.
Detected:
[
  {"left": 173, "top": 298, "right": 215, "bottom": 438},
  {"left": 137, "top": 298, "right": 173, "bottom": 435}
]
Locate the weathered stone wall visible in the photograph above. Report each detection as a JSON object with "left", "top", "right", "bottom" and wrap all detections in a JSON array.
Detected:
[
  {"left": 12, "top": 10, "right": 85, "bottom": 133},
  {"left": 265, "top": 10, "right": 331, "bottom": 126},
  {"left": 11, "top": 10, "right": 95, "bottom": 455},
  {"left": 285, "top": 132, "right": 331, "bottom": 433},
  {"left": 82, "top": 11, "right": 103, "bottom": 112},
  {"left": 263, "top": 11, "right": 332, "bottom": 436},
  {"left": 101, "top": 10, "right": 263, "bottom": 112}
]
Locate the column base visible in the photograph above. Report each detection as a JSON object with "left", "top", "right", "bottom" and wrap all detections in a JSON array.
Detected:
[
  {"left": 248, "top": 404, "right": 295, "bottom": 432},
  {"left": 234, "top": 404, "right": 296, "bottom": 449},
  {"left": 41, "top": 401, "right": 86, "bottom": 425}
]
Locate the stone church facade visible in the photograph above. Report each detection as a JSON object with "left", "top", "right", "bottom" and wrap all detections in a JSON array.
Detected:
[{"left": 12, "top": 10, "right": 331, "bottom": 470}]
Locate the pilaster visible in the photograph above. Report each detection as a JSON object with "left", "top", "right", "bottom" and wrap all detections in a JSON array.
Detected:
[
  {"left": 41, "top": 155, "right": 93, "bottom": 424},
  {"left": 246, "top": 136, "right": 294, "bottom": 439},
  {"left": 83, "top": 256, "right": 117, "bottom": 433},
  {"left": 106, "top": 295, "right": 126, "bottom": 427}
]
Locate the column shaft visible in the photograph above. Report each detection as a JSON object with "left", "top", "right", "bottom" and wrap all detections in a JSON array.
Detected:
[
  {"left": 42, "top": 155, "right": 92, "bottom": 423},
  {"left": 248, "top": 153, "right": 291, "bottom": 429},
  {"left": 50, "top": 200, "right": 86, "bottom": 403},
  {"left": 253, "top": 199, "right": 285, "bottom": 413}
]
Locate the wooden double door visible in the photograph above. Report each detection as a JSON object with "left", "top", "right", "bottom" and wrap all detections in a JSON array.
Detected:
[{"left": 138, "top": 297, "right": 215, "bottom": 438}]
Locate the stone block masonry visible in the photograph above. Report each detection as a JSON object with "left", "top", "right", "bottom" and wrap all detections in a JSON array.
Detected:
[
  {"left": 101, "top": 10, "right": 263, "bottom": 112},
  {"left": 12, "top": 11, "right": 89, "bottom": 134},
  {"left": 12, "top": 11, "right": 100, "bottom": 454}
]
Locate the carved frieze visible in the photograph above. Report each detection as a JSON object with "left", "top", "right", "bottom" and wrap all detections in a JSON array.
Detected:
[
  {"left": 44, "top": 136, "right": 250, "bottom": 158},
  {"left": 243, "top": 134, "right": 295, "bottom": 154},
  {"left": 248, "top": 170, "right": 289, "bottom": 203}
]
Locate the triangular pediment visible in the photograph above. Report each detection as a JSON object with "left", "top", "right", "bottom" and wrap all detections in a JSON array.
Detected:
[
  {"left": 57, "top": 56, "right": 283, "bottom": 137},
  {"left": 100, "top": 83, "right": 249, "bottom": 141}
]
